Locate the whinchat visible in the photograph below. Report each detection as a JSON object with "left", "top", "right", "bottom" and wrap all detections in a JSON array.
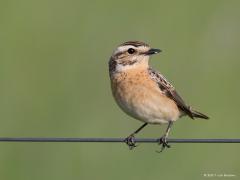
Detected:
[{"left": 108, "top": 41, "right": 209, "bottom": 151}]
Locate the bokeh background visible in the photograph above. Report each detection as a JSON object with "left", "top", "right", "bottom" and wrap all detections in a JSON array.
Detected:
[{"left": 0, "top": 0, "right": 240, "bottom": 179}]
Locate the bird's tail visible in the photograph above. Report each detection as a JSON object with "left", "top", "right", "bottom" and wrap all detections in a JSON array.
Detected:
[{"left": 191, "top": 109, "right": 209, "bottom": 119}]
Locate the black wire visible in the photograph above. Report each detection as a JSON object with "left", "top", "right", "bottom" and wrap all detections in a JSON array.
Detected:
[{"left": 0, "top": 137, "right": 239, "bottom": 143}]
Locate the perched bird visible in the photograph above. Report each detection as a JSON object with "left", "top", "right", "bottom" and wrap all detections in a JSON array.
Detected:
[{"left": 108, "top": 41, "right": 209, "bottom": 151}]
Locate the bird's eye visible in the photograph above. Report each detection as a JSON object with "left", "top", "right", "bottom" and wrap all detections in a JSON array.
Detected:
[{"left": 127, "top": 48, "right": 135, "bottom": 54}]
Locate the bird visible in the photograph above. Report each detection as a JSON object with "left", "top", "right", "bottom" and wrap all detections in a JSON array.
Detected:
[{"left": 108, "top": 41, "right": 209, "bottom": 151}]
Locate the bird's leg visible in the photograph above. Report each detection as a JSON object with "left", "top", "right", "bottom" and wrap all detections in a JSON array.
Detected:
[
  {"left": 158, "top": 121, "right": 173, "bottom": 152},
  {"left": 124, "top": 123, "right": 148, "bottom": 150}
]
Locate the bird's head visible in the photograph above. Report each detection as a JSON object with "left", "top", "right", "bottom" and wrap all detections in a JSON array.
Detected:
[{"left": 109, "top": 41, "right": 161, "bottom": 74}]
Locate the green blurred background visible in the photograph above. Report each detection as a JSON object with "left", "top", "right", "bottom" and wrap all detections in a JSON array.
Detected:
[{"left": 0, "top": 0, "right": 240, "bottom": 179}]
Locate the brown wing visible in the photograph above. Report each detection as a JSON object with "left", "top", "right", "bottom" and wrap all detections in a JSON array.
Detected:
[{"left": 148, "top": 68, "right": 194, "bottom": 119}]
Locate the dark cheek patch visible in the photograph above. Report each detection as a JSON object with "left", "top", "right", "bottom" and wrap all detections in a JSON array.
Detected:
[
  {"left": 109, "top": 57, "right": 117, "bottom": 72},
  {"left": 109, "top": 54, "right": 138, "bottom": 73},
  {"left": 119, "top": 59, "right": 137, "bottom": 66}
]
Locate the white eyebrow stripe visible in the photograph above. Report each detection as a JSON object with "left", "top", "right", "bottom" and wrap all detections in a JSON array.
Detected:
[
  {"left": 115, "top": 45, "right": 135, "bottom": 54},
  {"left": 113, "top": 45, "right": 149, "bottom": 57}
]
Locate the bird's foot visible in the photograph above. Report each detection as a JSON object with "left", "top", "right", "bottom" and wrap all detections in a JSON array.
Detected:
[
  {"left": 124, "top": 134, "right": 137, "bottom": 150},
  {"left": 157, "top": 135, "right": 171, "bottom": 152}
]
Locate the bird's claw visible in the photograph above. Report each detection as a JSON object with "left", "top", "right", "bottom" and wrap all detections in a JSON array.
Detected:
[
  {"left": 157, "top": 136, "right": 171, "bottom": 152},
  {"left": 124, "top": 134, "right": 137, "bottom": 150}
]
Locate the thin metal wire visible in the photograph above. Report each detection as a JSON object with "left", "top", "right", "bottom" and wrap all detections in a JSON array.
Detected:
[{"left": 0, "top": 137, "right": 239, "bottom": 143}]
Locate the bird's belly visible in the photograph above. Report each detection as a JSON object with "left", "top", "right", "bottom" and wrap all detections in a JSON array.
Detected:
[{"left": 112, "top": 79, "right": 180, "bottom": 124}]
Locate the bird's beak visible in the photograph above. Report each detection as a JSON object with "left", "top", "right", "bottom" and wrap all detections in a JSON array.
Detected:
[{"left": 145, "top": 48, "right": 162, "bottom": 55}]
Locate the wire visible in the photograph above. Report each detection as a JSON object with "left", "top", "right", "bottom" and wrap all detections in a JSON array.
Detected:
[{"left": 0, "top": 137, "right": 239, "bottom": 143}]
